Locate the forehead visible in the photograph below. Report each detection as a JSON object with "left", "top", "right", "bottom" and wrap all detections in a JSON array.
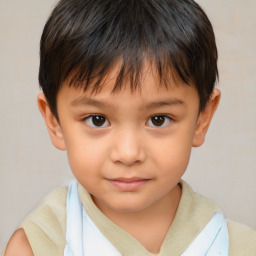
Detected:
[
  {"left": 64, "top": 61, "right": 196, "bottom": 95},
  {"left": 57, "top": 63, "right": 199, "bottom": 111}
]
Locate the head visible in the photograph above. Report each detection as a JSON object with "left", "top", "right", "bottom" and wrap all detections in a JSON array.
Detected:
[{"left": 38, "top": 0, "right": 220, "bottom": 214}]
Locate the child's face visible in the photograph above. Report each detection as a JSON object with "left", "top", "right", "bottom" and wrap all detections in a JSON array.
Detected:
[{"left": 39, "top": 64, "right": 219, "bottom": 215}]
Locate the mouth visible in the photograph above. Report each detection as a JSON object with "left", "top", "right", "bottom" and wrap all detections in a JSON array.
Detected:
[{"left": 107, "top": 177, "right": 151, "bottom": 192}]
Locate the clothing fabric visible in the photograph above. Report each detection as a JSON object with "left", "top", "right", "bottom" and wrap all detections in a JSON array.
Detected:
[
  {"left": 64, "top": 180, "right": 121, "bottom": 256},
  {"left": 64, "top": 180, "right": 229, "bottom": 256},
  {"left": 4, "top": 180, "right": 256, "bottom": 256},
  {"left": 181, "top": 214, "right": 229, "bottom": 256}
]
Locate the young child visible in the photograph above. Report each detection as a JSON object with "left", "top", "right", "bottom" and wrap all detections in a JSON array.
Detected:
[{"left": 4, "top": 0, "right": 256, "bottom": 255}]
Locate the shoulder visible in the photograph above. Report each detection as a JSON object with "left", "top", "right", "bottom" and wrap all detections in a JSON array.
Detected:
[
  {"left": 5, "top": 186, "right": 68, "bottom": 256},
  {"left": 180, "top": 181, "right": 256, "bottom": 255},
  {"left": 21, "top": 185, "right": 67, "bottom": 235},
  {"left": 228, "top": 220, "right": 256, "bottom": 255},
  {"left": 179, "top": 180, "right": 220, "bottom": 215},
  {"left": 4, "top": 229, "right": 33, "bottom": 256}
]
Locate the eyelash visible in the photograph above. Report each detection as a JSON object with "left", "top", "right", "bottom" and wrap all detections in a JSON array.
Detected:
[
  {"left": 146, "top": 115, "right": 172, "bottom": 128},
  {"left": 83, "top": 114, "right": 172, "bottom": 128},
  {"left": 84, "top": 115, "right": 109, "bottom": 128}
]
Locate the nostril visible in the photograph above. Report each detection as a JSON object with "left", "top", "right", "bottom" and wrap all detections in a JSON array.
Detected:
[{"left": 110, "top": 144, "right": 146, "bottom": 165}]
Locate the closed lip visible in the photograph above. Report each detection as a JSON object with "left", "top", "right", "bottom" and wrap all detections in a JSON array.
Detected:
[
  {"left": 106, "top": 177, "right": 151, "bottom": 191},
  {"left": 108, "top": 177, "right": 150, "bottom": 182}
]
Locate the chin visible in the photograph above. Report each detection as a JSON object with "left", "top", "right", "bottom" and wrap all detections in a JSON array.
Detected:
[{"left": 107, "top": 198, "right": 152, "bottom": 214}]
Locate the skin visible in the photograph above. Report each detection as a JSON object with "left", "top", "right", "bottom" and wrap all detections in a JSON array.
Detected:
[{"left": 5, "top": 65, "right": 220, "bottom": 255}]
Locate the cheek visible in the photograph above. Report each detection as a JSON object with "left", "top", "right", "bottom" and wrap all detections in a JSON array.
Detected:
[
  {"left": 65, "top": 136, "right": 108, "bottom": 179},
  {"left": 67, "top": 148, "right": 100, "bottom": 191},
  {"left": 157, "top": 149, "right": 191, "bottom": 190},
  {"left": 162, "top": 148, "right": 191, "bottom": 177},
  {"left": 154, "top": 132, "right": 193, "bottom": 176}
]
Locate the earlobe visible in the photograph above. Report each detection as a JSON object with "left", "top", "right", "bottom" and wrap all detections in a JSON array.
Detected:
[
  {"left": 37, "top": 93, "right": 66, "bottom": 150},
  {"left": 192, "top": 89, "right": 221, "bottom": 147}
]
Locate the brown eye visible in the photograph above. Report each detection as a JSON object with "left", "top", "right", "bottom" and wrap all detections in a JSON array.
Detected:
[
  {"left": 85, "top": 115, "right": 109, "bottom": 128},
  {"left": 147, "top": 115, "right": 171, "bottom": 127}
]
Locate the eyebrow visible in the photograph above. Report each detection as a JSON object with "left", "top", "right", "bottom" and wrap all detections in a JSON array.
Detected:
[
  {"left": 71, "top": 97, "right": 112, "bottom": 108},
  {"left": 141, "top": 99, "right": 185, "bottom": 110},
  {"left": 71, "top": 97, "right": 185, "bottom": 109}
]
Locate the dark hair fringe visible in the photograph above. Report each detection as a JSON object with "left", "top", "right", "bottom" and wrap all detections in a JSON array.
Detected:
[{"left": 39, "top": 0, "right": 218, "bottom": 117}]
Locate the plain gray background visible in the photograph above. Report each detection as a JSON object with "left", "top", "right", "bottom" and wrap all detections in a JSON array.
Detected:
[{"left": 1, "top": 0, "right": 256, "bottom": 252}]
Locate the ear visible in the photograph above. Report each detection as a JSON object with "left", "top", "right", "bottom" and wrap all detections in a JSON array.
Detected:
[
  {"left": 37, "top": 93, "right": 66, "bottom": 150},
  {"left": 192, "top": 89, "right": 221, "bottom": 147}
]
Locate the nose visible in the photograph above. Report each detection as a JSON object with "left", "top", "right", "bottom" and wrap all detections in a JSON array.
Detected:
[{"left": 110, "top": 129, "right": 146, "bottom": 165}]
